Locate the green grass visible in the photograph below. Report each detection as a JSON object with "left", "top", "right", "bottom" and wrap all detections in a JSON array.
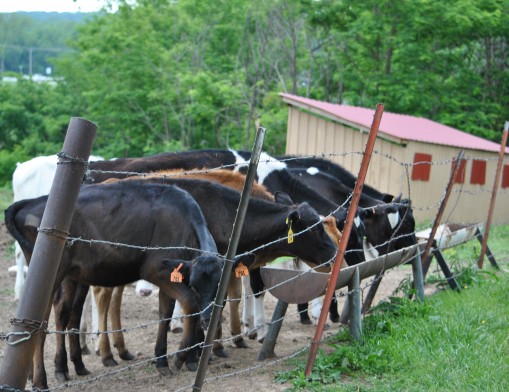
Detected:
[
  {"left": 0, "top": 185, "right": 13, "bottom": 212},
  {"left": 276, "top": 225, "right": 509, "bottom": 391}
]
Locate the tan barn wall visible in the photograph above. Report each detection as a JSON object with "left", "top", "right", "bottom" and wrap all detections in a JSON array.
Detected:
[{"left": 285, "top": 106, "right": 509, "bottom": 225}]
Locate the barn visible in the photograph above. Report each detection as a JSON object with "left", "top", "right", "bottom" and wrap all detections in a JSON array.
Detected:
[{"left": 281, "top": 93, "right": 509, "bottom": 225}]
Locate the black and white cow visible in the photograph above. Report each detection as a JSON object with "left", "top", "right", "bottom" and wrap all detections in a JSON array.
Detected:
[{"left": 5, "top": 181, "right": 225, "bottom": 389}]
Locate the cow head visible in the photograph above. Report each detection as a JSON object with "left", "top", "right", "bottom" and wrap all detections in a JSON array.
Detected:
[
  {"left": 163, "top": 255, "right": 223, "bottom": 331},
  {"left": 363, "top": 196, "right": 416, "bottom": 255},
  {"left": 333, "top": 207, "right": 367, "bottom": 266},
  {"left": 189, "top": 255, "right": 224, "bottom": 330},
  {"left": 274, "top": 192, "right": 338, "bottom": 269}
]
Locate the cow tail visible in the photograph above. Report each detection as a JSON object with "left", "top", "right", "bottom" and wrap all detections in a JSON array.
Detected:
[{"left": 4, "top": 200, "right": 35, "bottom": 254}]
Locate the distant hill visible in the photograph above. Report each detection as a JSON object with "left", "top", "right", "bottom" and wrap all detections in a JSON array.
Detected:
[
  {"left": 0, "top": 11, "right": 101, "bottom": 75},
  {"left": 8, "top": 11, "right": 98, "bottom": 23}
]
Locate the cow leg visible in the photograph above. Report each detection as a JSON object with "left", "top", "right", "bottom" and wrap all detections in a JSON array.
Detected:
[
  {"left": 153, "top": 290, "right": 174, "bottom": 375},
  {"left": 68, "top": 284, "right": 92, "bottom": 376},
  {"left": 242, "top": 276, "right": 256, "bottom": 339},
  {"left": 297, "top": 303, "right": 313, "bottom": 325},
  {"left": 170, "top": 300, "right": 184, "bottom": 333},
  {"left": 228, "top": 274, "right": 247, "bottom": 348},
  {"left": 329, "top": 293, "right": 340, "bottom": 323},
  {"left": 31, "top": 300, "right": 53, "bottom": 390},
  {"left": 110, "top": 285, "right": 135, "bottom": 361},
  {"left": 13, "top": 242, "right": 26, "bottom": 301},
  {"left": 93, "top": 286, "right": 118, "bottom": 367},
  {"left": 53, "top": 279, "right": 76, "bottom": 382},
  {"left": 249, "top": 268, "right": 267, "bottom": 343},
  {"left": 80, "top": 290, "right": 91, "bottom": 355}
]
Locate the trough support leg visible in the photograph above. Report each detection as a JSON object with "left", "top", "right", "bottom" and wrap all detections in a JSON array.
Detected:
[
  {"left": 475, "top": 228, "right": 499, "bottom": 270},
  {"left": 411, "top": 253, "right": 425, "bottom": 302},
  {"left": 361, "top": 271, "right": 384, "bottom": 314},
  {"left": 349, "top": 268, "right": 362, "bottom": 342},
  {"left": 432, "top": 249, "right": 460, "bottom": 292},
  {"left": 258, "top": 300, "right": 288, "bottom": 361}
]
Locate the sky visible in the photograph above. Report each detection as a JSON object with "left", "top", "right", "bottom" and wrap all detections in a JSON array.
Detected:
[{"left": 0, "top": 0, "right": 109, "bottom": 13}]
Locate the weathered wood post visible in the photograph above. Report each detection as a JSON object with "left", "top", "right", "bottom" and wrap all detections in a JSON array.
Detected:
[
  {"left": 304, "top": 103, "right": 384, "bottom": 376},
  {"left": 0, "top": 118, "right": 96, "bottom": 391},
  {"left": 478, "top": 121, "right": 508, "bottom": 269},
  {"left": 421, "top": 149, "right": 465, "bottom": 277}
]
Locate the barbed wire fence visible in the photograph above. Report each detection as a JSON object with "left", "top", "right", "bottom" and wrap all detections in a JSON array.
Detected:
[{"left": 1, "top": 145, "right": 508, "bottom": 392}]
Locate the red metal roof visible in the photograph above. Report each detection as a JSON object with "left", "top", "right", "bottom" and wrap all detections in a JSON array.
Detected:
[{"left": 280, "top": 93, "right": 508, "bottom": 154}]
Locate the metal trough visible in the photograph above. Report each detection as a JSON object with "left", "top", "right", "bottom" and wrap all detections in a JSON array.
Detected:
[
  {"left": 415, "top": 223, "right": 484, "bottom": 250},
  {"left": 260, "top": 242, "right": 425, "bottom": 304}
]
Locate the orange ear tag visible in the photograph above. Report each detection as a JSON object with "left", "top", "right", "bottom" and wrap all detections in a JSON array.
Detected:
[
  {"left": 170, "top": 263, "right": 183, "bottom": 283},
  {"left": 235, "top": 262, "right": 249, "bottom": 278},
  {"left": 286, "top": 218, "right": 294, "bottom": 244}
]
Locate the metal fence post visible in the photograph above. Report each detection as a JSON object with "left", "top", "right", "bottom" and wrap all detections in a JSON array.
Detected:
[
  {"left": 193, "top": 127, "right": 266, "bottom": 392},
  {"left": 0, "top": 118, "right": 96, "bottom": 391}
]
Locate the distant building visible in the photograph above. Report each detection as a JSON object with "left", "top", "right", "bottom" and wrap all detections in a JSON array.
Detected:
[{"left": 281, "top": 93, "right": 509, "bottom": 224}]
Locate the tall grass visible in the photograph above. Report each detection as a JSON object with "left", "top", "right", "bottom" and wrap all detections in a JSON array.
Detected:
[{"left": 276, "top": 237, "right": 509, "bottom": 391}]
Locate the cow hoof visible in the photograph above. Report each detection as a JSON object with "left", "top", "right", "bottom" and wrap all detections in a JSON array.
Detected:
[
  {"left": 156, "top": 366, "right": 174, "bottom": 377},
  {"left": 54, "top": 371, "right": 70, "bottom": 382},
  {"left": 185, "top": 361, "right": 199, "bottom": 372},
  {"left": 258, "top": 337, "right": 265, "bottom": 344},
  {"left": 247, "top": 331, "right": 257, "bottom": 340},
  {"left": 300, "top": 319, "right": 313, "bottom": 325},
  {"left": 173, "top": 357, "right": 184, "bottom": 370},
  {"left": 213, "top": 348, "right": 228, "bottom": 358},
  {"left": 76, "top": 367, "right": 91, "bottom": 376},
  {"left": 233, "top": 338, "right": 249, "bottom": 349},
  {"left": 330, "top": 315, "right": 340, "bottom": 323},
  {"left": 119, "top": 351, "right": 135, "bottom": 361},
  {"left": 171, "top": 327, "right": 183, "bottom": 334},
  {"left": 102, "top": 356, "right": 118, "bottom": 367},
  {"left": 81, "top": 345, "right": 91, "bottom": 355}
]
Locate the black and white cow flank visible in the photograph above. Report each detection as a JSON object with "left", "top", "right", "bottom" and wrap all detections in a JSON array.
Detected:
[{"left": 5, "top": 181, "right": 225, "bottom": 389}]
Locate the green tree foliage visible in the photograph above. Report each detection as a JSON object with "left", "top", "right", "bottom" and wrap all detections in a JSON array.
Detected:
[{"left": 0, "top": 0, "right": 508, "bottom": 185}]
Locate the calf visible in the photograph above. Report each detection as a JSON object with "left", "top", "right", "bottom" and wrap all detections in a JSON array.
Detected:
[
  {"left": 5, "top": 181, "right": 224, "bottom": 389},
  {"left": 103, "top": 175, "right": 338, "bottom": 353}
]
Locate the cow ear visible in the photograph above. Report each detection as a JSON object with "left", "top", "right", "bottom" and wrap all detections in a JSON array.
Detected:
[
  {"left": 382, "top": 193, "right": 395, "bottom": 203},
  {"left": 286, "top": 209, "right": 300, "bottom": 224},
  {"left": 274, "top": 192, "right": 294, "bottom": 206},
  {"left": 162, "top": 259, "right": 191, "bottom": 282}
]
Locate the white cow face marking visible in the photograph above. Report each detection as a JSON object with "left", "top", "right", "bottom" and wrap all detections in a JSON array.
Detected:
[
  {"left": 388, "top": 211, "right": 400, "bottom": 229},
  {"left": 256, "top": 152, "right": 287, "bottom": 184},
  {"left": 229, "top": 149, "right": 249, "bottom": 172},
  {"left": 306, "top": 167, "right": 319, "bottom": 175}
]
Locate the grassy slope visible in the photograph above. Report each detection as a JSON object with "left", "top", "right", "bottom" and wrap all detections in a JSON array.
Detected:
[{"left": 277, "top": 225, "right": 509, "bottom": 391}]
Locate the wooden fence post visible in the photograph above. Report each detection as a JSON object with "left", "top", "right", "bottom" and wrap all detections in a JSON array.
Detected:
[{"left": 0, "top": 118, "right": 96, "bottom": 391}]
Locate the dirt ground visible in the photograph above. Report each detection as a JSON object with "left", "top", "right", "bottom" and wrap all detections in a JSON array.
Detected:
[{"left": 0, "top": 220, "right": 420, "bottom": 392}]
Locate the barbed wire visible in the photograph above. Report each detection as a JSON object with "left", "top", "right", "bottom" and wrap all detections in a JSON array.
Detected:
[{"left": 2, "top": 148, "right": 507, "bottom": 391}]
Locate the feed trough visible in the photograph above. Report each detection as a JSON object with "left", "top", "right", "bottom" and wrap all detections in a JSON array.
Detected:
[
  {"left": 260, "top": 242, "right": 425, "bottom": 304},
  {"left": 415, "top": 222, "right": 484, "bottom": 250}
]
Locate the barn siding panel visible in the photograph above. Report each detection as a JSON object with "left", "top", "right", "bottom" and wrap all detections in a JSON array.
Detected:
[{"left": 285, "top": 107, "right": 509, "bottom": 224}]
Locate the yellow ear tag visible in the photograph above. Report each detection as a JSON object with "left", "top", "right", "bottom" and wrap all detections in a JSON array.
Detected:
[
  {"left": 235, "top": 262, "right": 249, "bottom": 278},
  {"left": 287, "top": 219, "right": 294, "bottom": 244},
  {"left": 171, "top": 263, "right": 183, "bottom": 283}
]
